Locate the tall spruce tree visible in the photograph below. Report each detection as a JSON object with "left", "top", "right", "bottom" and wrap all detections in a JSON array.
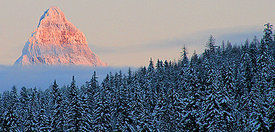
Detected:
[
  {"left": 51, "top": 80, "right": 66, "bottom": 131},
  {"left": 66, "top": 76, "right": 81, "bottom": 131}
]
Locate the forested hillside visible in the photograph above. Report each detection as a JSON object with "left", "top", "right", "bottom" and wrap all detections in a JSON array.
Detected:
[{"left": 0, "top": 23, "right": 274, "bottom": 131}]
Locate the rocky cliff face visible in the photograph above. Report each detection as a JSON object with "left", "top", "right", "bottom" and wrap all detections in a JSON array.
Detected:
[{"left": 15, "top": 6, "right": 106, "bottom": 66}]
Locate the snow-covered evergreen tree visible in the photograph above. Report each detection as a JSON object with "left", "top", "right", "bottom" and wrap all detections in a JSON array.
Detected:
[
  {"left": 50, "top": 80, "right": 66, "bottom": 131},
  {"left": 1, "top": 86, "right": 19, "bottom": 132},
  {"left": 65, "top": 76, "right": 82, "bottom": 131}
]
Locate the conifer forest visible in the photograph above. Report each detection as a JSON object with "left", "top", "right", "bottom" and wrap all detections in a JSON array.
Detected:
[{"left": 0, "top": 23, "right": 274, "bottom": 131}]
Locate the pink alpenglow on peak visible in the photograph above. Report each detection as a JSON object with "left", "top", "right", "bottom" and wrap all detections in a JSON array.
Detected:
[{"left": 15, "top": 6, "right": 107, "bottom": 67}]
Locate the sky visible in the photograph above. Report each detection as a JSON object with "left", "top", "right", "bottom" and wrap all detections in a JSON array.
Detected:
[{"left": 0, "top": 0, "right": 274, "bottom": 67}]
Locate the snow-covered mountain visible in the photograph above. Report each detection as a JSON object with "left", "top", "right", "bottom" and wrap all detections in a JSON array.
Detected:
[{"left": 15, "top": 6, "right": 106, "bottom": 67}]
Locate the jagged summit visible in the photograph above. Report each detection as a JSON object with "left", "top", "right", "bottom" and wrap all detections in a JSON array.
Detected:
[
  {"left": 38, "top": 6, "right": 67, "bottom": 27},
  {"left": 15, "top": 7, "right": 106, "bottom": 66}
]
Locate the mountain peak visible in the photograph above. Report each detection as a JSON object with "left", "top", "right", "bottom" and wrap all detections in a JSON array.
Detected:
[
  {"left": 49, "top": 6, "right": 60, "bottom": 11},
  {"left": 15, "top": 7, "right": 106, "bottom": 67},
  {"left": 38, "top": 6, "right": 66, "bottom": 27}
]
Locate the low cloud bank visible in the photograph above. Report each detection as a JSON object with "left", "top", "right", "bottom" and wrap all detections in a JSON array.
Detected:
[
  {"left": 0, "top": 65, "right": 134, "bottom": 92},
  {"left": 94, "top": 25, "right": 262, "bottom": 54}
]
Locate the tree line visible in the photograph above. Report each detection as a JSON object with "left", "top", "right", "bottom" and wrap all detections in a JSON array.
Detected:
[{"left": 0, "top": 23, "right": 274, "bottom": 131}]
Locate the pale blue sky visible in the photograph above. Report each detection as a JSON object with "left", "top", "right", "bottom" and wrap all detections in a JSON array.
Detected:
[{"left": 0, "top": 0, "right": 274, "bottom": 66}]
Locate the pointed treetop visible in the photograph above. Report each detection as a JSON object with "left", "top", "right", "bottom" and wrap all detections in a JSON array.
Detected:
[
  {"left": 53, "top": 80, "right": 58, "bottom": 87},
  {"left": 207, "top": 35, "right": 216, "bottom": 53},
  {"left": 72, "top": 76, "right": 75, "bottom": 84},
  {"left": 180, "top": 46, "right": 188, "bottom": 65},
  {"left": 263, "top": 23, "right": 273, "bottom": 45},
  {"left": 92, "top": 71, "right": 98, "bottom": 80},
  {"left": 148, "top": 58, "right": 154, "bottom": 71}
]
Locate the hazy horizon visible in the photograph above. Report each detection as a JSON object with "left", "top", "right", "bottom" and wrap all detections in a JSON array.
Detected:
[{"left": 0, "top": 0, "right": 274, "bottom": 66}]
